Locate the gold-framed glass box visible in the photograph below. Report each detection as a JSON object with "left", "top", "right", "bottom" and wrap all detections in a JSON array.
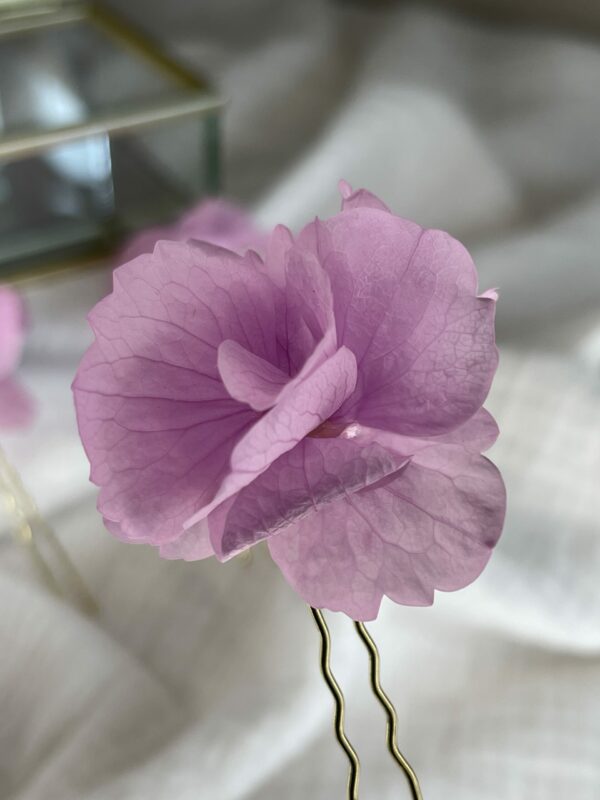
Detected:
[{"left": 0, "top": 0, "right": 223, "bottom": 281}]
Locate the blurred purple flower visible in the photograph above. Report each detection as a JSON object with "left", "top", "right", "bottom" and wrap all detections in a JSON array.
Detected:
[
  {"left": 0, "top": 287, "right": 33, "bottom": 428},
  {"left": 118, "top": 198, "right": 268, "bottom": 264},
  {"left": 73, "top": 183, "right": 505, "bottom": 620}
]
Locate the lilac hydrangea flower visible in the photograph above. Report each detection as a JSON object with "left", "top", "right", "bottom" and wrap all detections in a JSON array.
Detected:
[
  {"left": 117, "top": 198, "right": 268, "bottom": 264},
  {"left": 73, "top": 183, "right": 505, "bottom": 620},
  {"left": 0, "top": 287, "right": 33, "bottom": 429}
]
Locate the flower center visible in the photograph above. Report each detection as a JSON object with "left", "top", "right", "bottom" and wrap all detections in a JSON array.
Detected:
[{"left": 308, "top": 421, "right": 359, "bottom": 439}]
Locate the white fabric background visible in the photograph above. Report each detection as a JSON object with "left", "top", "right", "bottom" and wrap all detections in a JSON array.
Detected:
[{"left": 2, "top": 2, "right": 600, "bottom": 798}]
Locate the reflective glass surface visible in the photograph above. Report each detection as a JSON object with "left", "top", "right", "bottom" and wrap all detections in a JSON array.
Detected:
[
  {"left": 0, "top": 10, "right": 219, "bottom": 278},
  {"left": 0, "top": 17, "right": 180, "bottom": 135},
  {"left": 0, "top": 117, "right": 217, "bottom": 277}
]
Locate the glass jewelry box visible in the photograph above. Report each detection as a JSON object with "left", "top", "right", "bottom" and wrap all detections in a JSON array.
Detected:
[{"left": 0, "top": 0, "right": 223, "bottom": 280}]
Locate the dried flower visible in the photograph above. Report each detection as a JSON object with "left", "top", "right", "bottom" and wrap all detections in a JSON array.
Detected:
[
  {"left": 118, "top": 198, "right": 267, "bottom": 263},
  {"left": 73, "top": 184, "right": 505, "bottom": 620}
]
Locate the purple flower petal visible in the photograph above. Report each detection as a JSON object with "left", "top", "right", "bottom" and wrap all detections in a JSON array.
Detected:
[
  {"left": 217, "top": 339, "right": 289, "bottom": 411},
  {"left": 282, "top": 246, "right": 336, "bottom": 374},
  {"left": 74, "top": 341, "right": 256, "bottom": 543},
  {"left": 159, "top": 519, "right": 213, "bottom": 560},
  {"left": 207, "top": 436, "right": 407, "bottom": 560},
  {"left": 425, "top": 407, "right": 499, "bottom": 452},
  {"left": 299, "top": 209, "right": 498, "bottom": 436},
  {"left": 262, "top": 224, "right": 294, "bottom": 289},
  {"left": 118, "top": 199, "right": 267, "bottom": 264},
  {"left": 74, "top": 183, "right": 505, "bottom": 619},
  {"left": 73, "top": 241, "right": 285, "bottom": 543},
  {"left": 74, "top": 238, "right": 357, "bottom": 544},
  {"left": 338, "top": 179, "right": 391, "bottom": 212},
  {"left": 268, "top": 441, "right": 506, "bottom": 620},
  {"left": 355, "top": 407, "right": 500, "bottom": 459},
  {"left": 166, "top": 407, "right": 496, "bottom": 565},
  {"left": 0, "top": 378, "right": 34, "bottom": 428},
  {"left": 183, "top": 345, "right": 358, "bottom": 528}
]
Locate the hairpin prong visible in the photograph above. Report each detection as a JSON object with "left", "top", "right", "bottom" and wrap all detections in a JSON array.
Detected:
[
  {"left": 310, "top": 607, "right": 360, "bottom": 799},
  {"left": 354, "top": 620, "right": 423, "bottom": 799},
  {"left": 311, "top": 607, "right": 423, "bottom": 799}
]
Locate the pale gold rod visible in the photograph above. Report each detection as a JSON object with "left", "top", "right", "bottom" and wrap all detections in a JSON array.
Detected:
[
  {"left": 354, "top": 621, "right": 423, "bottom": 800},
  {"left": 0, "top": 447, "right": 97, "bottom": 617},
  {"left": 310, "top": 607, "right": 360, "bottom": 799}
]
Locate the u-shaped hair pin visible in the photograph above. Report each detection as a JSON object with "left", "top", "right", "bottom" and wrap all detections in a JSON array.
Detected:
[{"left": 310, "top": 607, "right": 423, "bottom": 800}]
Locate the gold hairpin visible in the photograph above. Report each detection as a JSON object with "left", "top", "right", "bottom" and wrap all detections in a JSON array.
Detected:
[
  {"left": 0, "top": 446, "right": 97, "bottom": 616},
  {"left": 310, "top": 607, "right": 423, "bottom": 799}
]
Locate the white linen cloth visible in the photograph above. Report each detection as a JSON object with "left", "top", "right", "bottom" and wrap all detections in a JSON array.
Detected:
[{"left": 2, "top": 3, "right": 600, "bottom": 798}]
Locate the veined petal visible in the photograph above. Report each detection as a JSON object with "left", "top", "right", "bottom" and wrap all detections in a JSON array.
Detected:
[
  {"left": 282, "top": 246, "right": 337, "bottom": 375},
  {"left": 74, "top": 341, "right": 256, "bottom": 543},
  {"left": 208, "top": 436, "right": 407, "bottom": 560},
  {"left": 218, "top": 339, "right": 289, "bottom": 411},
  {"left": 262, "top": 224, "right": 294, "bottom": 289},
  {"left": 352, "top": 407, "right": 500, "bottom": 458},
  {"left": 74, "top": 183, "right": 505, "bottom": 623},
  {"left": 183, "top": 345, "right": 358, "bottom": 529},
  {"left": 72, "top": 241, "right": 290, "bottom": 544},
  {"left": 299, "top": 208, "right": 498, "bottom": 436},
  {"left": 268, "top": 441, "right": 506, "bottom": 620}
]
